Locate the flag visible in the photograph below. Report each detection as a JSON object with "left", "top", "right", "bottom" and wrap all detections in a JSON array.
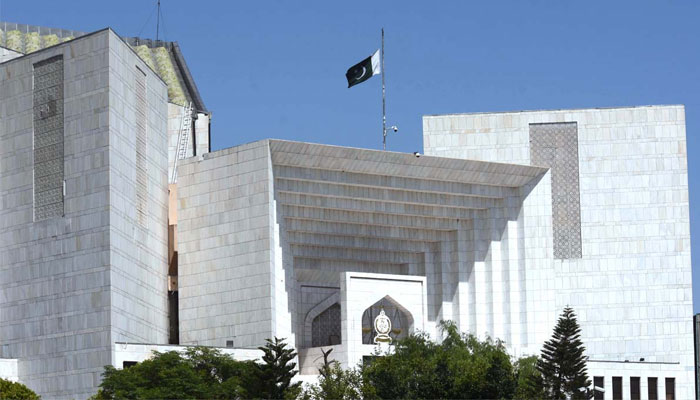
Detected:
[{"left": 346, "top": 49, "right": 380, "bottom": 88}]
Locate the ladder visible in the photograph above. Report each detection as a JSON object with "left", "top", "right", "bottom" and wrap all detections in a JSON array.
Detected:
[{"left": 170, "top": 102, "right": 193, "bottom": 183}]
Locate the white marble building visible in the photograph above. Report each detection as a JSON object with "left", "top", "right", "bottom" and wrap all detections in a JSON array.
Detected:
[
  {"left": 0, "top": 21, "right": 694, "bottom": 400},
  {"left": 424, "top": 106, "right": 693, "bottom": 399}
]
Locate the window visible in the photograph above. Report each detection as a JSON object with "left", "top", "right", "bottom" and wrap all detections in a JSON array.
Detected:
[
  {"left": 665, "top": 378, "right": 675, "bottom": 400},
  {"left": 123, "top": 361, "right": 137, "bottom": 368},
  {"left": 630, "top": 377, "right": 640, "bottom": 400},
  {"left": 33, "top": 55, "right": 65, "bottom": 220},
  {"left": 612, "top": 377, "right": 622, "bottom": 400},
  {"left": 593, "top": 376, "right": 605, "bottom": 400},
  {"left": 529, "top": 122, "right": 582, "bottom": 259},
  {"left": 312, "top": 303, "right": 341, "bottom": 347},
  {"left": 134, "top": 66, "right": 148, "bottom": 228},
  {"left": 648, "top": 377, "right": 658, "bottom": 400}
]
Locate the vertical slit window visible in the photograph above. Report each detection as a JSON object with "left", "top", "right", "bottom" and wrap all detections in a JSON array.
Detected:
[
  {"left": 612, "top": 377, "right": 622, "bottom": 400},
  {"left": 648, "top": 377, "right": 658, "bottom": 400},
  {"left": 33, "top": 55, "right": 64, "bottom": 220},
  {"left": 630, "top": 377, "right": 640, "bottom": 400},
  {"left": 135, "top": 67, "right": 148, "bottom": 228},
  {"left": 665, "top": 378, "right": 675, "bottom": 400},
  {"left": 593, "top": 376, "right": 604, "bottom": 400}
]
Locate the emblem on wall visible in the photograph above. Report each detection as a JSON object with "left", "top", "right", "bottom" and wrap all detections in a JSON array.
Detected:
[{"left": 373, "top": 308, "right": 392, "bottom": 344}]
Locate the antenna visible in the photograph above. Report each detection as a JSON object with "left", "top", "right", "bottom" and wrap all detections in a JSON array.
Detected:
[{"left": 156, "top": 0, "right": 161, "bottom": 41}]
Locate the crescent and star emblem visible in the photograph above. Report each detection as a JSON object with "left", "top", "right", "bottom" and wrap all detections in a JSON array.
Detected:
[{"left": 354, "top": 66, "right": 366, "bottom": 81}]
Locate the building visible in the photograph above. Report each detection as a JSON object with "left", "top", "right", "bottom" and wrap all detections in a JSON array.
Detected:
[
  {"left": 423, "top": 108, "right": 693, "bottom": 399},
  {"left": 0, "top": 22, "right": 210, "bottom": 398},
  {"left": 0, "top": 22, "right": 694, "bottom": 399},
  {"left": 694, "top": 313, "right": 700, "bottom": 399}
]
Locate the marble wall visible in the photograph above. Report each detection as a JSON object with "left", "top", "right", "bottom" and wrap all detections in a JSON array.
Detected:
[
  {"left": 423, "top": 105, "right": 694, "bottom": 398},
  {"left": 0, "top": 29, "right": 169, "bottom": 399}
]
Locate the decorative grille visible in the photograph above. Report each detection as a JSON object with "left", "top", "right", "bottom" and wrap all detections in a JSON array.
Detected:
[
  {"left": 33, "top": 56, "right": 64, "bottom": 220},
  {"left": 530, "top": 122, "right": 582, "bottom": 259},
  {"left": 135, "top": 67, "right": 148, "bottom": 227},
  {"left": 312, "top": 303, "right": 341, "bottom": 347}
]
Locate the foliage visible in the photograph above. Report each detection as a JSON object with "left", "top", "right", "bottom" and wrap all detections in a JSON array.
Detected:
[
  {"left": 153, "top": 46, "right": 187, "bottom": 105},
  {"left": 42, "top": 34, "right": 60, "bottom": 48},
  {"left": 300, "top": 349, "right": 368, "bottom": 400},
  {"left": 25, "top": 32, "right": 40, "bottom": 53},
  {"left": 248, "top": 337, "right": 302, "bottom": 400},
  {"left": 362, "top": 320, "right": 517, "bottom": 399},
  {"left": 537, "top": 306, "right": 592, "bottom": 399},
  {"left": 0, "top": 378, "right": 40, "bottom": 400},
  {"left": 6, "top": 30, "right": 23, "bottom": 52},
  {"left": 93, "top": 339, "right": 302, "bottom": 400},
  {"left": 134, "top": 45, "right": 157, "bottom": 71},
  {"left": 514, "top": 355, "right": 545, "bottom": 399},
  {"left": 92, "top": 346, "right": 257, "bottom": 399}
]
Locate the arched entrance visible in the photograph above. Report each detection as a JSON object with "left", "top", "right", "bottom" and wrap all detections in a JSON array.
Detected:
[{"left": 311, "top": 303, "right": 341, "bottom": 347}]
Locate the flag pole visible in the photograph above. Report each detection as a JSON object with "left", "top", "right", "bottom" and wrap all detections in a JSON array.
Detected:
[{"left": 381, "top": 28, "right": 387, "bottom": 151}]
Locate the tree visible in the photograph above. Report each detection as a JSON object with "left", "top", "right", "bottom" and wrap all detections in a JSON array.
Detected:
[
  {"left": 362, "top": 320, "right": 517, "bottom": 399},
  {"left": 300, "top": 349, "right": 367, "bottom": 400},
  {"left": 0, "top": 378, "right": 40, "bottom": 400},
  {"left": 514, "top": 355, "right": 545, "bottom": 399},
  {"left": 537, "top": 306, "right": 592, "bottom": 399},
  {"left": 92, "top": 347, "right": 257, "bottom": 399},
  {"left": 250, "top": 337, "right": 302, "bottom": 400}
]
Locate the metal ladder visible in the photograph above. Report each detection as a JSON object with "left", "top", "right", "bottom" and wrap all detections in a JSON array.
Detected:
[{"left": 170, "top": 102, "right": 193, "bottom": 183}]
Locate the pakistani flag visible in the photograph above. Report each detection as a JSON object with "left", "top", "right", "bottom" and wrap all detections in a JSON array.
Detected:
[{"left": 346, "top": 49, "right": 381, "bottom": 88}]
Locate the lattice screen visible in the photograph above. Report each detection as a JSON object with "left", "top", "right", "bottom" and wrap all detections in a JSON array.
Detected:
[
  {"left": 33, "top": 56, "right": 64, "bottom": 220},
  {"left": 135, "top": 67, "right": 148, "bottom": 227},
  {"left": 530, "top": 122, "right": 582, "bottom": 259}
]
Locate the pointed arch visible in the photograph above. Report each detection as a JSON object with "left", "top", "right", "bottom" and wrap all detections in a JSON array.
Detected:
[
  {"left": 360, "top": 295, "right": 414, "bottom": 344},
  {"left": 303, "top": 292, "right": 341, "bottom": 348}
]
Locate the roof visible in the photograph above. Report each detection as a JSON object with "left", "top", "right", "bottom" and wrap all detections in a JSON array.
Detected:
[
  {"left": 193, "top": 139, "right": 548, "bottom": 188},
  {"left": 0, "top": 21, "right": 207, "bottom": 112},
  {"left": 423, "top": 104, "right": 684, "bottom": 118},
  {"left": 267, "top": 140, "right": 547, "bottom": 187}
]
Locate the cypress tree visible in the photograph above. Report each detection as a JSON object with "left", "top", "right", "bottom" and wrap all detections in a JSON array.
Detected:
[{"left": 537, "top": 306, "right": 592, "bottom": 399}]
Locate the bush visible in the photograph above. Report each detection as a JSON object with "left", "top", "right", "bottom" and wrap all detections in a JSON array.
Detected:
[
  {"left": 0, "top": 378, "right": 40, "bottom": 400},
  {"left": 153, "top": 46, "right": 187, "bottom": 105},
  {"left": 300, "top": 348, "right": 368, "bottom": 400},
  {"left": 361, "top": 321, "right": 518, "bottom": 399},
  {"left": 6, "top": 30, "right": 23, "bottom": 52},
  {"left": 42, "top": 35, "right": 60, "bottom": 48},
  {"left": 93, "top": 340, "right": 302, "bottom": 400},
  {"left": 92, "top": 347, "right": 257, "bottom": 399},
  {"left": 514, "top": 355, "right": 545, "bottom": 399},
  {"left": 25, "top": 32, "right": 40, "bottom": 53}
]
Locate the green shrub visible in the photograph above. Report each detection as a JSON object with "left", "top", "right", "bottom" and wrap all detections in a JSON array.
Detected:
[
  {"left": 25, "top": 32, "right": 40, "bottom": 53},
  {"left": 134, "top": 45, "right": 157, "bottom": 71},
  {"left": 0, "top": 378, "right": 40, "bottom": 400},
  {"left": 42, "top": 34, "right": 60, "bottom": 48},
  {"left": 153, "top": 46, "right": 187, "bottom": 106},
  {"left": 6, "top": 30, "right": 23, "bottom": 52}
]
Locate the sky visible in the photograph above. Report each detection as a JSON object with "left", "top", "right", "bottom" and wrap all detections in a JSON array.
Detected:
[{"left": 3, "top": 0, "right": 700, "bottom": 310}]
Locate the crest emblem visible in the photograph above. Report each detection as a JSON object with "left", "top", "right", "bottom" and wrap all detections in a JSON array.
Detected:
[{"left": 373, "top": 308, "right": 392, "bottom": 344}]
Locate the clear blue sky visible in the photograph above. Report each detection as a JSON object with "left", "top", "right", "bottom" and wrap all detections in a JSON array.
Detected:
[{"left": 4, "top": 1, "right": 700, "bottom": 310}]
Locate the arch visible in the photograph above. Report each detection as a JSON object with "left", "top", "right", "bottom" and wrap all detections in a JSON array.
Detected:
[
  {"left": 312, "top": 303, "right": 341, "bottom": 347},
  {"left": 360, "top": 295, "right": 414, "bottom": 344},
  {"left": 303, "top": 292, "right": 341, "bottom": 348}
]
